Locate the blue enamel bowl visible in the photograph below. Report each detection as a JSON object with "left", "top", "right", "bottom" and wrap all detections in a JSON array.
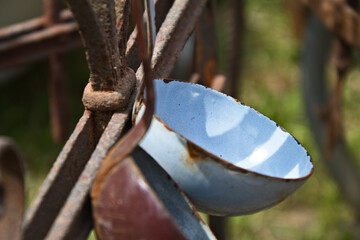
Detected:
[{"left": 137, "top": 79, "right": 313, "bottom": 216}]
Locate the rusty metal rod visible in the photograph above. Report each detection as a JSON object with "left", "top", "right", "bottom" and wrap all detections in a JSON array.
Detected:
[
  {"left": 0, "top": 21, "right": 81, "bottom": 70},
  {"left": 45, "top": 110, "right": 131, "bottom": 240},
  {"left": 48, "top": 54, "right": 70, "bottom": 143},
  {"left": 125, "top": 0, "right": 174, "bottom": 70},
  {"left": 66, "top": 0, "right": 117, "bottom": 91},
  {"left": 73, "top": 0, "right": 137, "bottom": 111},
  {"left": 302, "top": 0, "right": 360, "bottom": 50},
  {"left": 226, "top": 0, "right": 244, "bottom": 98},
  {"left": 44, "top": 0, "right": 70, "bottom": 143},
  {"left": 0, "top": 9, "right": 73, "bottom": 42},
  {"left": 136, "top": 0, "right": 207, "bottom": 84},
  {"left": 0, "top": 0, "right": 171, "bottom": 71},
  {"left": 21, "top": 111, "right": 106, "bottom": 240},
  {"left": 194, "top": 0, "right": 218, "bottom": 86},
  {"left": 116, "top": 0, "right": 132, "bottom": 68}
]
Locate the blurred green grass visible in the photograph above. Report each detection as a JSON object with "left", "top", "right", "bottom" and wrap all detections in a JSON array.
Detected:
[{"left": 1, "top": 0, "right": 360, "bottom": 239}]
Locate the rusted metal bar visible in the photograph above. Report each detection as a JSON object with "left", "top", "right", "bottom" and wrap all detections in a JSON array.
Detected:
[
  {"left": 45, "top": 110, "right": 131, "bottom": 240},
  {"left": 226, "top": 0, "right": 244, "bottom": 98},
  {"left": 134, "top": 0, "right": 207, "bottom": 85},
  {"left": 192, "top": 0, "right": 226, "bottom": 94},
  {"left": 194, "top": 0, "right": 217, "bottom": 86},
  {"left": 44, "top": 0, "right": 70, "bottom": 143},
  {"left": 125, "top": 0, "right": 174, "bottom": 70},
  {"left": 0, "top": 21, "right": 81, "bottom": 70},
  {"left": 0, "top": 137, "right": 25, "bottom": 240},
  {"left": 115, "top": 0, "right": 131, "bottom": 68},
  {"left": 0, "top": 9, "right": 73, "bottom": 42},
  {"left": 22, "top": 111, "right": 110, "bottom": 240},
  {"left": 48, "top": 54, "right": 70, "bottom": 142},
  {"left": 145, "top": 0, "right": 156, "bottom": 56},
  {"left": 65, "top": 0, "right": 117, "bottom": 91},
  {"left": 301, "top": 0, "right": 360, "bottom": 50},
  {"left": 0, "top": 0, "right": 172, "bottom": 72},
  {"left": 68, "top": 0, "right": 136, "bottom": 111},
  {"left": 41, "top": 0, "right": 207, "bottom": 238},
  {"left": 43, "top": 0, "right": 62, "bottom": 24}
]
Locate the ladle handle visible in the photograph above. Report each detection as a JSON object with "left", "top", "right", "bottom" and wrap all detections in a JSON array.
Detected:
[{"left": 132, "top": 0, "right": 156, "bottom": 123}]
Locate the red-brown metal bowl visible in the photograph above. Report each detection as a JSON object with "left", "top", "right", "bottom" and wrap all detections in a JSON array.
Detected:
[{"left": 92, "top": 147, "right": 215, "bottom": 240}]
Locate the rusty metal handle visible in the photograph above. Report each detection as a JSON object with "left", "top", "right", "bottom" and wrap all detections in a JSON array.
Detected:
[{"left": 132, "top": 0, "right": 156, "bottom": 123}]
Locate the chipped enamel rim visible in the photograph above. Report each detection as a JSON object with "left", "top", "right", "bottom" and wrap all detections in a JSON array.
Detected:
[{"left": 136, "top": 79, "right": 314, "bottom": 181}]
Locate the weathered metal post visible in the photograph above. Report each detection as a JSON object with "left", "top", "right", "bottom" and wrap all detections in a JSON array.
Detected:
[{"left": 43, "top": 0, "right": 70, "bottom": 143}]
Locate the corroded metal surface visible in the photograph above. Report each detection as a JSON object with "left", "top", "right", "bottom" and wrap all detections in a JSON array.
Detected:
[
  {"left": 45, "top": 110, "right": 131, "bottom": 240},
  {"left": 66, "top": 0, "right": 118, "bottom": 91},
  {"left": 22, "top": 110, "right": 108, "bottom": 240},
  {"left": 82, "top": 67, "right": 136, "bottom": 111},
  {"left": 0, "top": 137, "right": 25, "bottom": 240},
  {"left": 67, "top": 0, "right": 135, "bottom": 111},
  {"left": 115, "top": 0, "right": 131, "bottom": 68}
]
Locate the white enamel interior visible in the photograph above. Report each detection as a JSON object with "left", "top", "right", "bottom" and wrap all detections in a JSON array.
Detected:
[{"left": 151, "top": 79, "right": 313, "bottom": 179}]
